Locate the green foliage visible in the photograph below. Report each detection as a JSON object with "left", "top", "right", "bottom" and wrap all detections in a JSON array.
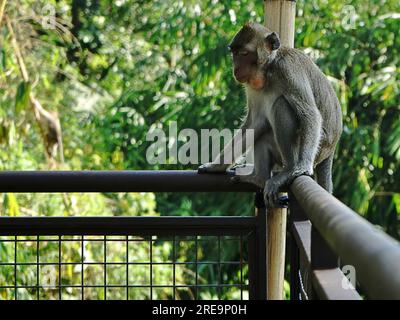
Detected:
[
  {"left": 295, "top": 0, "right": 399, "bottom": 236},
  {"left": 14, "top": 82, "right": 31, "bottom": 114},
  {"left": 0, "top": 0, "right": 399, "bottom": 300}
]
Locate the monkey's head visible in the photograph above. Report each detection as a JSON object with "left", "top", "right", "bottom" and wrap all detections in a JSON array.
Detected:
[{"left": 228, "top": 22, "right": 280, "bottom": 90}]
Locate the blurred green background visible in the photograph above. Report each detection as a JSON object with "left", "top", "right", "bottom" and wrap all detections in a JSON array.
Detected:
[{"left": 0, "top": 0, "right": 399, "bottom": 299}]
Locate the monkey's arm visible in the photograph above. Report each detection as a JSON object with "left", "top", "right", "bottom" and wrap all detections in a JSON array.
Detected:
[{"left": 198, "top": 113, "right": 265, "bottom": 173}]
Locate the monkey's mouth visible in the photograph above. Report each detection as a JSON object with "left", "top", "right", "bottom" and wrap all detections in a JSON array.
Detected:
[{"left": 234, "top": 75, "right": 248, "bottom": 84}]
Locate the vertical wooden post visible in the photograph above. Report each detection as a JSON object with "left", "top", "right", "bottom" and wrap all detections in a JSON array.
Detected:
[
  {"left": 267, "top": 204, "right": 287, "bottom": 299},
  {"left": 264, "top": 0, "right": 296, "bottom": 47},
  {"left": 264, "top": 0, "right": 296, "bottom": 300}
]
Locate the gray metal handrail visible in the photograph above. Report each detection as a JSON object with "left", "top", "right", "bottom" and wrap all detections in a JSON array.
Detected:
[
  {"left": 0, "top": 170, "right": 267, "bottom": 300},
  {"left": 0, "top": 170, "right": 258, "bottom": 193},
  {"left": 0, "top": 170, "right": 398, "bottom": 299},
  {"left": 291, "top": 175, "right": 400, "bottom": 299}
]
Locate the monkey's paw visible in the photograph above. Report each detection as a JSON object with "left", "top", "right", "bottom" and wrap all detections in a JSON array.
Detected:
[
  {"left": 263, "top": 176, "right": 285, "bottom": 208},
  {"left": 231, "top": 163, "right": 255, "bottom": 176},
  {"left": 198, "top": 163, "right": 229, "bottom": 174}
]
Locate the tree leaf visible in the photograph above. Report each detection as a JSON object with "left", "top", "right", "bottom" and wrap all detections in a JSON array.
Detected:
[
  {"left": 14, "top": 81, "right": 31, "bottom": 114},
  {"left": 0, "top": 48, "right": 6, "bottom": 71},
  {"left": 4, "top": 193, "right": 20, "bottom": 217}
]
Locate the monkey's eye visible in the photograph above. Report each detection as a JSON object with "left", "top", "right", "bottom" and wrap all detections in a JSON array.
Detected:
[{"left": 239, "top": 50, "right": 249, "bottom": 56}]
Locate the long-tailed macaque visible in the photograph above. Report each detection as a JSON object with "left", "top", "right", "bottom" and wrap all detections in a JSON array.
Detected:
[{"left": 198, "top": 22, "right": 342, "bottom": 207}]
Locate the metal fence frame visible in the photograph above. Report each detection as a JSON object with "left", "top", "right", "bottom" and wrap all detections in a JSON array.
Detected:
[
  {"left": 0, "top": 170, "right": 399, "bottom": 300},
  {"left": 0, "top": 217, "right": 265, "bottom": 300},
  {"left": 0, "top": 170, "right": 267, "bottom": 300}
]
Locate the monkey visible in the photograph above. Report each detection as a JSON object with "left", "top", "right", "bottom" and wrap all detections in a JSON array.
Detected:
[{"left": 198, "top": 22, "right": 342, "bottom": 208}]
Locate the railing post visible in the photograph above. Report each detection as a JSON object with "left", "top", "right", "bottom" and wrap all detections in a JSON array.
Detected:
[
  {"left": 267, "top": 200, "right": 287, "bottom": 300},
  {"left": 311, "top": 228, "right": 338, "bottom": 270},
  {"left": 289, "top": 191, "right": 338, "bottom": 300},
  {"left": 255, "top": 192, "right": 268, "bottom": 299},
  {"left": 288, "top": 192, "right": 310, "bottom": 300},
  {"left": 264, "top": 0, "right": 296, "bottom": 48},
  {"left": 264, "top": 0, "right": 296, "bottom": 300}
]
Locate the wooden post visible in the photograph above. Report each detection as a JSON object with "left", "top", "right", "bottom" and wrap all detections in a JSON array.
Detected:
[
  {"left": 264, "top": 0, "right": 296, "bottom": 47},
  {"left": 264, "top": 0, "right": 296, "bottom": 300},
  {"left": 267, "top": 204, "right": 287, "bottom": 300}
]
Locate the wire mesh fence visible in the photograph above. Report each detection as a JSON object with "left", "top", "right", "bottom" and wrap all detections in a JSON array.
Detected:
[
  {"left": 0, "top": 217, "right": 264, "bottom": 300},
  {"left": 0, "top": 172, "right": 266, "bottom": 300}
]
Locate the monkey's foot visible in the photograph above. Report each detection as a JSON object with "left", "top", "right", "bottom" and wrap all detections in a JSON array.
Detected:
[
  {"left": 198, "top": 163, "right": 229, "bottom": 174},
  {"left": 264, "top": 168, "right": 312, "bottom": 207}
]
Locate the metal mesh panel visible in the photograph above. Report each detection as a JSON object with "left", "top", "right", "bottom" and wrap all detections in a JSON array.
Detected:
[{"left": 0, "top": 234, "right": 251, "bottom": 300}]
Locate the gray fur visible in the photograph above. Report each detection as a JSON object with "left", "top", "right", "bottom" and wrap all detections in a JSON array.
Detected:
[{"left": 199, "top": 23, "right": 342, "bottom": 207}]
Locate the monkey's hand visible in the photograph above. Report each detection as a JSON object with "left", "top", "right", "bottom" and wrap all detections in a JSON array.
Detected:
[{"left": 198, "top": 162, "right": 230, "bottom": 174}]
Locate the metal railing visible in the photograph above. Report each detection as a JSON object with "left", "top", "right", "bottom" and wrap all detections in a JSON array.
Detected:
[
  {"left": 289, "top": 175, "right": 400, "bottom": 300},
  {"left": 0, "top": 170, "right": 266, "bottom": 300},
  {"left": 0, "top": 170, "right": 399, "bottom": 300}
]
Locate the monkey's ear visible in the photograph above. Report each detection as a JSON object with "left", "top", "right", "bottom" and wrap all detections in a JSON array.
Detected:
[{"left": 265, "top": 32, "right": 280, "bottom": 51}]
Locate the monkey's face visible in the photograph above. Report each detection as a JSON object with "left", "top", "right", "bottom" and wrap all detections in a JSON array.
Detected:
[
  {"left": 229, "top": 23, "right": 280, "bottom": 90},
  {"left": 230, "top": 49, "right": 259, "bottom": 84}
]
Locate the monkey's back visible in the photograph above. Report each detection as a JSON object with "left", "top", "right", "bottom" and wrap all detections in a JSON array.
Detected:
[{"left": 275, "top": 47, "right": 343, "bottom": 156}]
